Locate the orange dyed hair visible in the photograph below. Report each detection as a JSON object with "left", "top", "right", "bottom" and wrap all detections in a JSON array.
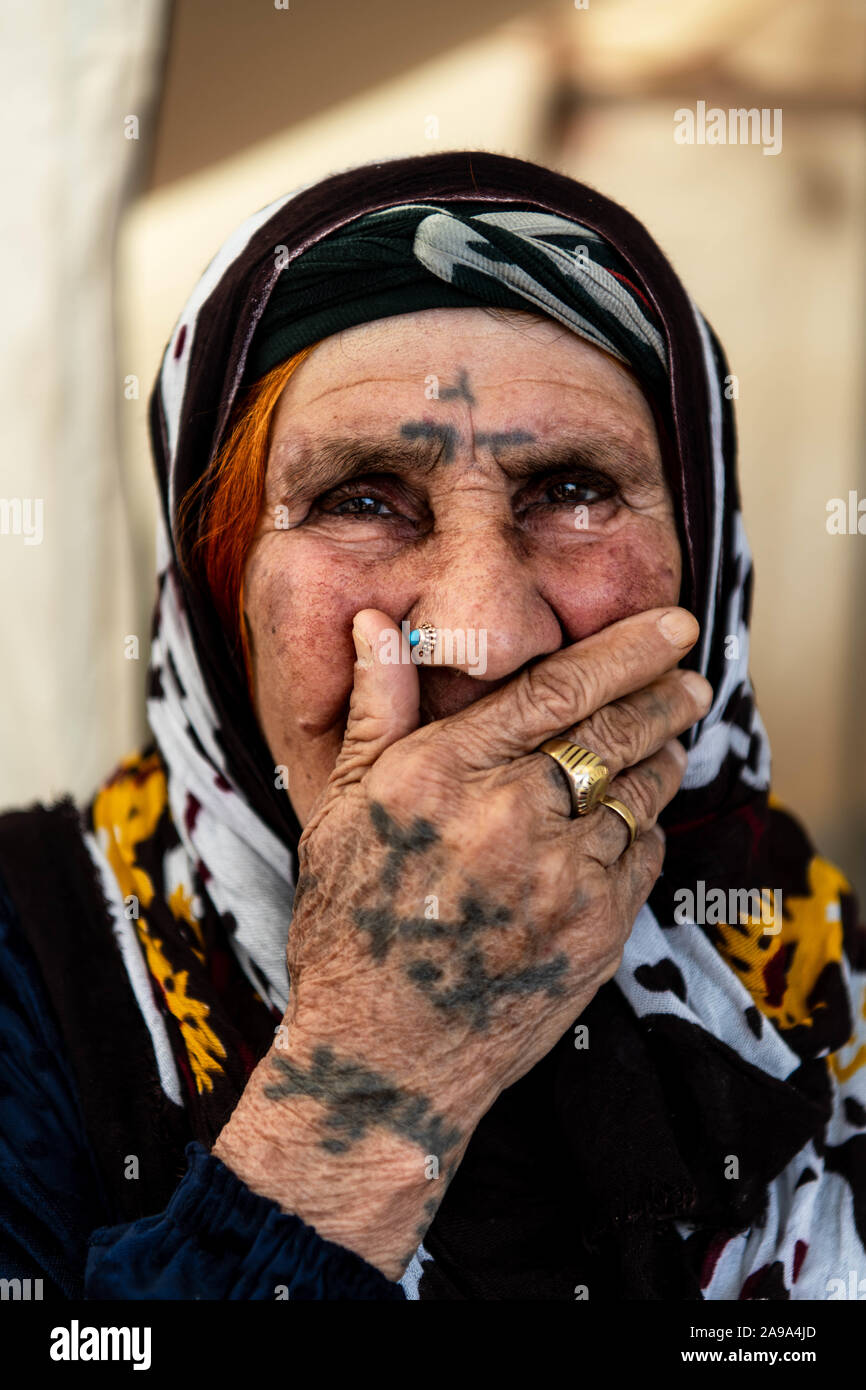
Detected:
[{"left": 176, "top": 344, "right": 319, "bottom": 697}]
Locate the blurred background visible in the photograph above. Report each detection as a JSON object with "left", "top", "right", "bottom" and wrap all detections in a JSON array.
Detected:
[{"left": 2, "top": 0, "right": 864, "bottom": 899}]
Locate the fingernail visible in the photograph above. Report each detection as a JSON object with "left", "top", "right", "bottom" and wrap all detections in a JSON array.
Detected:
[
  {"left": 352, "top": 626, "right": 374, "bottom": 669},
  {"left": 658, "top": 610, "right": 697, "bottom": 646}
]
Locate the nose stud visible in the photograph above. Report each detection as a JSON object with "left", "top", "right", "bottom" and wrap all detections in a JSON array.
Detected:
[{"left": 408, "top": 622, "right": 437, "bottom": 660}]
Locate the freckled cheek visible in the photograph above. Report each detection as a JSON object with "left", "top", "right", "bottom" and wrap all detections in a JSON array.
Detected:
[
  {"left": 551, "top": 532, "right": 682, "bottom": 640},
  {"left": 247, "top": 554, "right": 371, "bottom": 734}
]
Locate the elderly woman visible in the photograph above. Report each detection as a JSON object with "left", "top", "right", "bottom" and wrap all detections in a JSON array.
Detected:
[{"left": 0, "top": 151, "right": 863, "bottom": 1302}]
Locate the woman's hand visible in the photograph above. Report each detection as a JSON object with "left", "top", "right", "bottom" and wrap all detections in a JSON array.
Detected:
[{"left": 212, "top": 606, "right": 711, "bottom": 1281}]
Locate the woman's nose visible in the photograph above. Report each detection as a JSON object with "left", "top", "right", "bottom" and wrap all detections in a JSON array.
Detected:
[{"left": 407, "top": 525, "right": 563, "bottom": 683}]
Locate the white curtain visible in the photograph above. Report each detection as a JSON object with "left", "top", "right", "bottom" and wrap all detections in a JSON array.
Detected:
[{"left": 0, "top": 0, "right": 168, "bottom": 808}]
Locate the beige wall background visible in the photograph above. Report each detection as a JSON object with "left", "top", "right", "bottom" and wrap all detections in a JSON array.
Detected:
[{"left": 4, "top": 0, "right": 865, "bottom": 900}]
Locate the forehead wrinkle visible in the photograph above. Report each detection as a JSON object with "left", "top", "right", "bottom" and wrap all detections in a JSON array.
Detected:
[
  {"left": 289, "top": 370, "right": 636, "bottom": 410},
  {"left": 289, "top": 373, "right": 436, "bottom": 408}
]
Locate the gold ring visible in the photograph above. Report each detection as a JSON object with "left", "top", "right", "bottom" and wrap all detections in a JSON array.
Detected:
[
  {"left": 600, "top": 796, "right": 638, "bottom": 849},
  {"left": 537, "top": 738, "right": 610, "bottom": 816}
]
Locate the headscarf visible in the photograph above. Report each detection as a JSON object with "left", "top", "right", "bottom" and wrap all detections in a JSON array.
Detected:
[
  {"left": 77, "top": 152, "right": 864, "bottom": 1299},
  {"left": 241, "top": 201, "right": 670, "bottom": 406}
]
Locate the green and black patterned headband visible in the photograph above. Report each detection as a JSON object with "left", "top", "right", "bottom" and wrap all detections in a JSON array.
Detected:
[{"left": 243, "top": 199, "right": 669, "bottom": 409}]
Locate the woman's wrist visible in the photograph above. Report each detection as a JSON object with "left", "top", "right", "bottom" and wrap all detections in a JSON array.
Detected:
[{"left": 212, "top": 1039, "right": 469, "bottom": 1281}]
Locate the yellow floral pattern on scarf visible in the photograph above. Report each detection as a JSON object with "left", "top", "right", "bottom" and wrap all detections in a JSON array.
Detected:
[
  {"left": 92, "top": 750, "right": 226, "bottom": 1094},
  {"left": 714, "top": 856, "right": 846, "bottom": 1029},
  {"left": 712, "top": 838, "right": 865, "bottom": 1079}
]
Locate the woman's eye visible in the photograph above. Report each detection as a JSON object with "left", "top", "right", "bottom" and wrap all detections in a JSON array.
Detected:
[
  {"left": 327, "top": 493, "right": 395, "bottom": 517},
  {"left": 541, "top": 478, "right": 607, "bottom": 505}
]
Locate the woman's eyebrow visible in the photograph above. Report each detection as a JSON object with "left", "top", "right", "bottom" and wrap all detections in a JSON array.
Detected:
[
  {"left": 269, "top": 433, "right": 450, "bottom": 497},
  {"left": 487, "top": 435, "right": 661, "bottom": 487},
  {"left": 268, "top": 429, "right": 660, "bottom": 497}
]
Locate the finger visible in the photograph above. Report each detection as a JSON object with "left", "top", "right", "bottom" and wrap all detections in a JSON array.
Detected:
[
  {"left": 571, "top": 740, "right": 686, "bottom": 866},
  {"left": 331, "top": 609, "right": 421, "bottom": 787},
  {"left": 563, "top": 668, "right": 712, "bottom": 780},
  {"left": 507, "top": 670, "right": 709, "bottom": 822},
  {"left": 605, "top": 823, "right": 667, "bottom": 925},
  {"left": 425, "top": 607, "right": 700, "bottom": 772}
]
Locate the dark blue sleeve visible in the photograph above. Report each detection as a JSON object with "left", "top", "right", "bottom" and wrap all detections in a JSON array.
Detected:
[
  {"left": 86, "top": 1142, "right": 406, "bottom": 1300},
  {"left": 0, "top": 875, "right": 108, "bottom": 1298},
  {"left": 0, "top": 876, "right": 404, "bottom": 1301}
]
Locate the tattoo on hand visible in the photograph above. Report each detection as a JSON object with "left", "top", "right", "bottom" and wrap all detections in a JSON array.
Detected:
[
  {"left": 370, "top": 801, "right": 440, "bottom": 894},
  {"left": 406, "top": 945, "right": 568, "bottom": 1032},
  {"left": 358, "top": 805, "right": 569, "bottom": 1031},
  {"left": 263, "top": 1045, "right": 463, "bottom": 1157}
]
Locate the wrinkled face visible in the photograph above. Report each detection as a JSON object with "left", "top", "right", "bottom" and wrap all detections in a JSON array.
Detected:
[{"left": 242, "top": 307, "right": 681, "bottom": 826}]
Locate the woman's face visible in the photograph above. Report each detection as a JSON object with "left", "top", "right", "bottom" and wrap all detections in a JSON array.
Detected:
[{"left": 242, "top": 307, "right": 682, "bottom": 826}]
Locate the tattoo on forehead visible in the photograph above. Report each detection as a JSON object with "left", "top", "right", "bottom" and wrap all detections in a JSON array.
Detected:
[
  {"left": 369, "top": 801, "right": 439, "bottom": 894},
  {"left": 399, "top": 421, "right": 538, "bottom": 466},
  {"left": 263, "top": 1046, "right": 463, "bottom": 1157},
  {"left": 437, "top": 367, "right": 476, "bottom": 405},
  {"left": 399, "top": 420, "right": 459, "bottom": 464},
  {"left": 272, "top": 416, "right": 660, "bottom": 503}
]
